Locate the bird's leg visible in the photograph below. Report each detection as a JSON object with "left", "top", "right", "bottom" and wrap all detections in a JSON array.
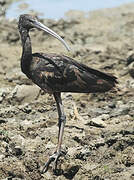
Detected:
[
  {"left": 54, "top": 92, "right": 66, "bottom": 152},
  {"left": 53, "top": 92, "right": 66, "bottom": 170},
  {"left": 41, "top": 92, "right": 66, "bottom": 173}
]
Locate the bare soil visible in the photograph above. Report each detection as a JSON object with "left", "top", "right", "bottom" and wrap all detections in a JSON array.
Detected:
[{"left": 0, "top": 2, "right": 134, "bottom": 180}]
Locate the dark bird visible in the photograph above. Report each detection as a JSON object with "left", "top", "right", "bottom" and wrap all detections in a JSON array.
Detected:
[{"left": 18, "top": 14, "right": 117, "bottom": 173}]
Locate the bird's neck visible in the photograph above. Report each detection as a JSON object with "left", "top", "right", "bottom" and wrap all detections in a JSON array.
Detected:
[{"left": 20, "top": 29, "right": 32, "bottom": 77}]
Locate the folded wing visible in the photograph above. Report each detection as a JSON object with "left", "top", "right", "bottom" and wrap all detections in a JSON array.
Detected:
[{"left": 30, "top": 53, "right": 117, "bottom": 93}]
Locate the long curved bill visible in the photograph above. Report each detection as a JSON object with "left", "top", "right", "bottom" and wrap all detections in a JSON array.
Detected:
[{"left": 34, "top": 20, "right": 70, "bottom": 51}]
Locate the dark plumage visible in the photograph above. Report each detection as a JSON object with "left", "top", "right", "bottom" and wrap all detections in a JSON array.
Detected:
[
  {"left": 30, "top": 53, "right": 117, "bottom": 93},
  {"left": 18, "top": 14, "right": 117, "bottom": 173}
]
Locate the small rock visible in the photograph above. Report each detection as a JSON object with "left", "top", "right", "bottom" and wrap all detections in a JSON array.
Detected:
[
  {"left": 9, "top": 84, "right": 40, "bottom": 103},
  {"left": 18, "top": 104, "right": 32, "bottom": 114},
  {"left": 11, "top": 135, "right": 25, "bottom": 147},
  {"left": 13, "top": 146, "right": 23, "bottom": 156},
  {"left": 84, "top": 163, "right": 99, "bottom": 171},
  {"left": 75, "top": 147, "right": 91, "bottom": 160},
  {"left": 128, "top": 79, "right": 134, "bottom": 89},
  {"left": 94, "top": 137, "right": 105, "bottom": 148},
  {"left": 5, "top": 67, "right": 32, "bottom": 84},
  {"left": 110, "top": 104, "right": 130, "bottom": 117},
  {"left": 127, "top": 53, "right": 134, "bottom": 66},
  {"left": 45, "top": 141, "right": 55, "bottom": 149},
  {"left": 68, "top": 147, "right": 77, "bottom": 157},
  {"left": 19, "top": 119, "right": 33, "bottom": 131},
  {"left": 128, "top": 62, "right": 134, "bottom": 78},
  {"left": 0, "top": 119, "right": 6, "bottom": 124},
  {"left": 0, "top": 154, "right": 5, "bottom": 162},
  {"left": 0, "top": 87, "right": 11, "bottom": 102},
  {"left": 89, "top": 107, "right": 110, "bottom": 116},
  {"left": 86, "top": 115, "right": 108, "bottom": 128}
]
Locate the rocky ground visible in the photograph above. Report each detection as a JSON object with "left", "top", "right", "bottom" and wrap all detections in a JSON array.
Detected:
[{"left": 0, "top": 2, "right": 134, "bottom": 180}]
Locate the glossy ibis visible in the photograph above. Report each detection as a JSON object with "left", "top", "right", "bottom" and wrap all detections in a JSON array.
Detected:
[{"left": 18, "top": 14, "right": 117, "bottom": 173}]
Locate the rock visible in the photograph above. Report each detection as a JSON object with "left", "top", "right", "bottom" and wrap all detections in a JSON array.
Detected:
[
  {"left": 94, "top": 137, "right": 105, "bottom": 148},
  {"left": 84, "top": 163, "right": 99, "bottom": 171},
  {"left": 68, "top": 147, "right": 77, "bottom": 157},
  {"left": 88, "top": 107, "right": 110, "bottom": 116},
  {"left": 110, "top": 104, "right": 130, "bottom": 117},
  {"left": 126, "top": 53, "right": 134, "bottom": 78},
  {"left": 0, "top": 107, "right": 17, "bottom": 118},
  {"left": 8, "top": 85, "right": 40, "bottom": 103},
  {"left": 86, "top": 114, "right": 108, "bottom": 128},
  {"left": 5, "top": 67, "right": 32, "bottom": 84},
  {"left": 0, "top": 154, "right": 5, "bottom": 161},
  {"left": 127, "top": 53, "right": 134, "bottom": 66},
  {"left": 45, "top": 141, "right": 55, "bottom": 149},
  {"left": 10, "top": 135, "right": 25, "bottom": 147},
  {"left": 127, "top": 79, "right": 134, "bottom": 89},
  {"left": 75, "top": 146, "right": 91, "bottom": 160},
  {"left": 19, "top": 119, "right": 33, "bottom": 131},
  {"left": 0, "top": 87, "right": 11, "bottom": 102},
  {"left": 128, "top": 62, "right": 134, "bottom": 78}
]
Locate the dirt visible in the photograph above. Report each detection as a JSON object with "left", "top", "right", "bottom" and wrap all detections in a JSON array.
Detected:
[{"left": 0, "top": 2, "right": 134, "bottom": 180}]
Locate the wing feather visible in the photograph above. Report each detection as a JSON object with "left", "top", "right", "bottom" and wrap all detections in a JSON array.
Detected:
[{"left": 30, "top": 53, "right": 117, "bottom": 93}]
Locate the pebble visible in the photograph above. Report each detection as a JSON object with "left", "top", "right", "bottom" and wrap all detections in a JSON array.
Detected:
[{"left": 86, "top": 114, "right": 108, "bottom": 128}]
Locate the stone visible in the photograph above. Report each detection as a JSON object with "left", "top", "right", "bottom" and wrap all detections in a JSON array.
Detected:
[
  {"left": 128, "top": 62, "right": 134, "bottom": 78},
  {"left": 86, "top": 114, "right": 108, "bottom": 128},
  {"left": 9, "top": 84, "right": 40, "bottom": 103}
]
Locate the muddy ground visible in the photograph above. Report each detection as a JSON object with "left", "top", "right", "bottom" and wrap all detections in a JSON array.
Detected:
[{"left": 0, "top": 2, "right": 134, "bottom": 180}]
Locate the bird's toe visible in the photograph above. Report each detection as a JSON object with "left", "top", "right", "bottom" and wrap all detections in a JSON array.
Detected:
[{"left": 41, "top": 150, "right": 66, "bottom": 173}]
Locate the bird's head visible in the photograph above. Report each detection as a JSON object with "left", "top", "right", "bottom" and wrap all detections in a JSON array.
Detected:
[
  {"left": 18, "top": 14, "right": 70, "bottom": 51},
  {"left": 18, "top": 14, "right": 37, "bottom": 30}
]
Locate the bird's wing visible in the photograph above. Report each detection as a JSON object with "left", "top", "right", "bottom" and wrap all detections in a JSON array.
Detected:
[{"left": 30, "top": 53, "right": 117, "bottom": 93}]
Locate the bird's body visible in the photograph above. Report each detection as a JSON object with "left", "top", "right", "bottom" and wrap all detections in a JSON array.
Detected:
[
  {"left": 18, "top": 14, "right": 117, "bottom": 173},
  {"left": 22, "top": 52, "right": 117, "bottom": 94}
]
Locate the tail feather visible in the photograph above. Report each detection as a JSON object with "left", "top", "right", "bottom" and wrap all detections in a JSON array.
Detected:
[
  {"left": 63, "top": 55, "right": 118, "bottom": 93},
  {"left": 80, "top": 63, "right": 118, "bottom": 85},
  {"left": 65, "top": 55, "right": 118, "bottom": 86}
]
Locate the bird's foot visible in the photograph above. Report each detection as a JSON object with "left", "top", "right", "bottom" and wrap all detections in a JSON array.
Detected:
[{"left": 41, "top": 150, "right": 66, "bottom": 173}]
